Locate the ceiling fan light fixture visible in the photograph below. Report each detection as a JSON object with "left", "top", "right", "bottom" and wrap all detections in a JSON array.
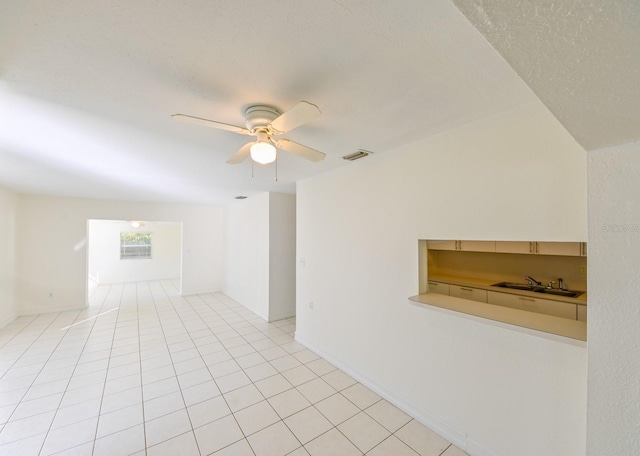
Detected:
[
  {"left": 250, "top": 141, "right": 277, "bottom": 164},
  {"left": 173, "top": 101, "right": 325, "bottom": 165}
]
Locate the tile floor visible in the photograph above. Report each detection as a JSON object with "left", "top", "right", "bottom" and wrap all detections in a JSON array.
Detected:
[{"left": 0, "top": 280, "right": 468, "bottom": 456}]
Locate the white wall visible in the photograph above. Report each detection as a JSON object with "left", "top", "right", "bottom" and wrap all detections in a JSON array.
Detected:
[
  {"left": 296, "top": 102, "right": 588, "bottom": 456},
  {"left": 0, "top": 187, "right": 17, "bottom": 327},
  {"left": 224, "top": 192, "right": 296, "bottom": 321},
  {"left": 225, "top": 193, "right": 270, "bottom": 320},
  {"left": 88, "top": 220, "right": 181, "bottom": 284},
  {"left": 269, "top": 193, "right": 296, "bottom": 320},
  {"left": 15, "top": 195, "right": 224, "bottom": 315},
  {"left": 586, "top": 140, "right": 640, "bottom": 456}
]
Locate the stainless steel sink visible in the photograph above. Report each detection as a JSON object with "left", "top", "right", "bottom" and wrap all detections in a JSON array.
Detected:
[
  {"left": 533, "top": 288, "right": 582, "bottom": 298},
  {"left": 491, "top": 282, "right": 582, "bottom": 298},
  {"left": 492, "top": 282, "right": 535, "bottom": 291}
]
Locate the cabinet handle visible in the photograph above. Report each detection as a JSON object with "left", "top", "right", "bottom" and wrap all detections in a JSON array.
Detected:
[
  {"left": 428, "top": 282, "right": 438, "bottom": 286},
  {"left": 456, "top": 240, "right": 461, "bottom": 250},
  {"left": 460, "top": 287, "right": 474, "bottom": 292},
  {"left": 519, "top": 297, "right": 536, "bottom": 302},
  {"left": 535, "top": 242, "right": 539, "bottom": 254},
  {"left": 529, "top": 242, "right": 534, "bottom": 253}
]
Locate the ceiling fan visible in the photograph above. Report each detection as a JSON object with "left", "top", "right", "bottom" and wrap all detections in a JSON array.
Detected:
[{"left": 172, "top": 101, "right": 326, "bottom": 165}]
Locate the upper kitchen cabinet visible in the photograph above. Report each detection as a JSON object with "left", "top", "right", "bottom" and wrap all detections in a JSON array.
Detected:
[
  {"left": 427, "top": 240, "right": 496, "bottom": 253},
  {"left": 495, "top": 241, "right": 584, "bottom": 256},
  {"left": 536, "top": 242, "right": 582, "bottom": 256},
  {"left": 427, "top": 240, "right": 458, "bottom": 251},
  {"left": 494, "top": 241, "right": 532, "bottom": 254}
]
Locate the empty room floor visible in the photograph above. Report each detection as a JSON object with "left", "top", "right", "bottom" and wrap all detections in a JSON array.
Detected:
[{"left": 0, "top": 281, "right": 467, "bottom": 456}]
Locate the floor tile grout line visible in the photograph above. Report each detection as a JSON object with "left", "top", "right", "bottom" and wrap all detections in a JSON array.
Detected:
[
  {"left": 189, "top": 292, "right": 298, "bottom": 456},
  {"left": 47, "top": 285, "right": 120, "bottom": 452},
  {"left": 0, "top": 314, "right": 41, "bottom": 354},
  {"left": 199, "top": 296, "right": 390, "bottom": 456},
  {"left": 29, "top": 284, "right": 121, "bottom": 455},
  {"left": 165, "top": 289, "right": 292, "bottom": 453},
  {"left": 136, "top": 280, "right": 149, "bottom": 456},
  {"left": 440, "top": 443, "right": 454, "bottom": 455},
  {"left": 0, "top": 283, "right": 460, "bottom": 456},
  {"left": 266, "top": 385, "right": 384, "bottom": 455},
  {"left": 192, "top": 292, "right": 285, "bottom": 346},
  {"left": 0, "top": 308, "right": 95, "bottom": 438},
  {"left": 110, "top": 284, "right": 290, "bottom": 424},
  {"left": 39, "top": 282, "right": 122, "bottom": 455},
  {"left": 140, "top": 279, "right": 203, "bottom": 454},
  {"left": 188, "top": 292, "right": 331, "bottom": 454},
  {"left": 161, "top": 284, "right": 254, "bottom": 454},
  {"left": 0, "top": 311, "right": 79, "bottom": 382}
]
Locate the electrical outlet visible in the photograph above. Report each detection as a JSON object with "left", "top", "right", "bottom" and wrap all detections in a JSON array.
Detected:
[
  {"left": 579, "top": 264, "right": 587, "bottom": 274},
  {"left": 309, "top": 301, "right": 314, "bottom": 310}
]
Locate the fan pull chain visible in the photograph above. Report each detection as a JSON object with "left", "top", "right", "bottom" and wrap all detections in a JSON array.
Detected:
[
  {"left": 275, "top": 154, "right": 278, "bottom": 182},
  {"left": 251, "top": 159, "right": 254, "bottom": 178}
]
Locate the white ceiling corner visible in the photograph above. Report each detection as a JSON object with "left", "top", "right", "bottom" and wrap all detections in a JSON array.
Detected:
[{"left": 451, "top": 0, "right": 640, "bottom": 151}]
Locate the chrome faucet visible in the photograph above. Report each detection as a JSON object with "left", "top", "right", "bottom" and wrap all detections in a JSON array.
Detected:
[
  {"left": 525, "top": 275, "right": 542, "bottom": 287},
  {"left": 557, "top": 277, "right": 565, "bottom": 290}
]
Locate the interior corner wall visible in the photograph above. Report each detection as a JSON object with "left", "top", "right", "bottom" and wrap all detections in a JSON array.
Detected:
[
  {"left": 586, "top": 140, "right": 640, "bottom": 456},
  {"left": 224, "top": 192, "right": 296, "bottom": 322},
  {"left": 88, "top": 220, "right": 181, "bottom": 284},
  {"left": 268, "top": 193, "right": 296, "bottom": 321},
  {"left": 224, "top": 193, "right": 270, "bottom": 320},
  {"left": 0, "top": 187, "right": 18, "bottom": 327},
  {"left": 295, "top": 102, "right": 587, "bottom": 456},
  {"left": 15, "top": 195, "right": 224, "bottom": 315}
]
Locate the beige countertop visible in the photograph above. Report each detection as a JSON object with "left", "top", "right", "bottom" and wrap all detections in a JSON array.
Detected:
[
  {"left": 409, "top": 292, "right": 587, "bottom": 341},
  {"left": 427, "top": 274, "right": 587, "bottom": 305}
]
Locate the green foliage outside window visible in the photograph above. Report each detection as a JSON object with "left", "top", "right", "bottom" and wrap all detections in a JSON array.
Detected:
[{"left": 120, "top": 232, "right": 152, "bottom": 259}]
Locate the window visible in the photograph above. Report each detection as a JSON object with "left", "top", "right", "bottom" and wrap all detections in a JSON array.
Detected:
[{"left": 120, "top": 232, "right": 152, "bottom": 259}]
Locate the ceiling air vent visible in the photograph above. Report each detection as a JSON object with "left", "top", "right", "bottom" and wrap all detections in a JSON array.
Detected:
[{"left": 342, "top": 150, "right": 372, "bottom": 161}]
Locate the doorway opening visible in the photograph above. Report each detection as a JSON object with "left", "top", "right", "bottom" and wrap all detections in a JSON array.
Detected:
[{"left": 86, "top": 219, "right": 183, "bottom": 306}]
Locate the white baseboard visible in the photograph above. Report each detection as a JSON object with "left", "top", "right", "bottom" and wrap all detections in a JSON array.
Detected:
[
  {"left": 295, "top": 332, "right": 499, "bottom": 456},
  {"left": 0, "top": 312, "right": 17, "bottom": 330},
  {"left": 19, "top": 304, "right": 88, "bottom": 317},
  {"left": 268, "top": 310, "right": 296, "bottom": 322},
  {"left": 181, "top": 287, "right": 219, "bottom": 296}
]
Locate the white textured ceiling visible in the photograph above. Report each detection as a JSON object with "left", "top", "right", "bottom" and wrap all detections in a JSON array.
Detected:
[
  {"left": 0, "top": 0, "right": 541, "bottom": 205},
  {"left": 452, "top": 0, "right": 640, "bottom": 151}
]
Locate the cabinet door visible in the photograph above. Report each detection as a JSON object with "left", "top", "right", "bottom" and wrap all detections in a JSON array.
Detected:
[
  {"left": 450, "top": 285, "right": 487, "bottom": 303},
  {"left": 577, "top": 305, "right": 587, "bottom": 322},
  {"left": 487, "top": 291, "right": 577, "bottom": 319},
  {"left": 458, "top": 241, "right": 496, "bottom": 253},
  {"left": 580, "top": 242, "right": 588, "bottom": 257},
  {"left": 428, "top": 281, "right": 450, "bottom": 295},
  {"left": 495, "top": 241, "right": 534, "bottom": 254},
  {"left": 535, "top": 242, "right": 582, "bottom": 256},
  {"left": 427, "top": 240, "right": 457, "bottom": 251}
]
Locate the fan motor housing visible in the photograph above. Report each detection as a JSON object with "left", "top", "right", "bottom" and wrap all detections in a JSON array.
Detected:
[{"left": 244, "top": 105, "right": 280, "bottom": 132}]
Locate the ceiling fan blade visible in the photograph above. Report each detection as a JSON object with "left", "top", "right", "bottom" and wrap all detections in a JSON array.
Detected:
[
  {"left": 171, "top": 114, "right": 252, "bottom": 135},
  {"left": 269, "top": 101, "right": 321, "bottom": 134},
  {"left": 275, "top": 139, "right": 326, "bottom": 162},
  {"left": 226, "top": 142, "right": 254, "bottom": 164}
]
